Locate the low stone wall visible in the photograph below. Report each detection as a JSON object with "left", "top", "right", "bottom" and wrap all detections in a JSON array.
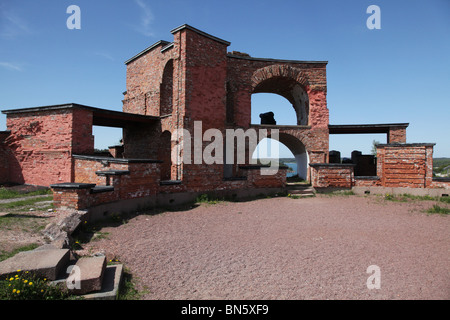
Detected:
[
  {"left": 431, "top": 177, "right": 450, "bottom": 189},
  {"left": 52, "top": 159, "right": 288, "bottom": 211},
  {"left": 354, "top": 176, "right": 382, "bottom": 187},
  {"left": 310, "top": 163, "right": 355, "bottom": 189}
]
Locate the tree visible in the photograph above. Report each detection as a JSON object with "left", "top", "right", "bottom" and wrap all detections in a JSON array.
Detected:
[{"left": 371, "top": 140, "right": 380, "bottom": 156}]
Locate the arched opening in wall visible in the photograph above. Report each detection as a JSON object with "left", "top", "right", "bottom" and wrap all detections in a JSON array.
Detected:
[
  {"left": 160, "top": 59, "right": 174, "bottom": 116},
  {"left": 93, "top": 126, "right": 123, "bottom": 157},
  {"left": 251, "top": 77, "right": 309, "bottom": 126},
  {"left": 252, "top": 133, "right": 309, "bottom": 181},
  {"left": 159, "top": 130, "right": 174, "bottom": 181}
]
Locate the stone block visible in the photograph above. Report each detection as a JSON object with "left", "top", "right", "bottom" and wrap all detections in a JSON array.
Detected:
[
  {"left": 69, "top": 256, "right": 106, "bottom": 294},
  {"left": 0, "top": 247, "right": 70, "bottom": 280}
]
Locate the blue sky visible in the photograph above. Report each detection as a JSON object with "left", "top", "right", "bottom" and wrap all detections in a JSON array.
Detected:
[{"left": 0, "top": 0, "right": 449, "bottom": 158}]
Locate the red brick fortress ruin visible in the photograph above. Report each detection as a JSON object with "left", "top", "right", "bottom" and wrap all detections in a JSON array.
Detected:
[{"left": 1, "top": 24, "right": 448, "bottom": 214}]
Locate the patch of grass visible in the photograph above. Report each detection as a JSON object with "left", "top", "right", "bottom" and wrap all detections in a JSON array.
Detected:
[
  {"left": 195, "top": 194, "right": 221, "bottom": 205},
  {"left": 427, "top": 204, "right": 450, "bottom": 215},
  {"left": 0, "top": 187, "right": 51, "bottom": 200},
  {"left": 439, "top": 196, "right": 450, "bottom": 204},
  {"left": 0, "top": 213, "right": 49, "bottom": 232},
  {"left": 321, "top": 190, "right": 355, "bottom": 197},
  {"left": 0, "top": 243, "right": 39, "bottom": 262},
  {"left": 0, "top": 196, "right": 54, "bottom": 209},
  {"left": 91, "top": 231, "right": 110, "bottom": 241},
  {"left": 117, "top": 267, "right": 148, "bottom": 300},
  {"left": 383, "top": 193, "right": 450, "bottom": 204}
]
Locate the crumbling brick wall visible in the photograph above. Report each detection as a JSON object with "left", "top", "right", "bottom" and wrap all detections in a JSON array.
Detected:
[{"left": 377, "top": 144, "right": 434, "bottom": 188}]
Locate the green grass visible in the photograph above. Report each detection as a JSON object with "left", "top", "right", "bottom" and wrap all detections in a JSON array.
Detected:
[
  {"left": 0, "top": 213, "right": 49, "bottom": 232},
  {"left": 0, "top": 196, "right": 53, "bottom": 209},
  {"left": 427, "top": 204, "right": 450, "bottom": 215},
  {"left": 0, "top": 244, "right": 39, "bottom": 262},
  {"left": 0, "top": 187, "right": 52, "bottom": 200},
  {"left": 117, "top": 268, "right": 148, "bottom": 300},
  {"left": 383, "top": 193, "right": 450, "bottom": 204},
  {"left": 195, "top": 194, "right": 222, "bottom": 205},
  {"left": 0, "top": 271, "right": 81, "bottom": 300},
  {"left": 320, "top": 190, "right": 355, "bottom": 197}
]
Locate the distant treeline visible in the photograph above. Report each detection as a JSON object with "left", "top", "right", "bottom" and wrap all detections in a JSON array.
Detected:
[{"left": 433, "top": 158, "right": 450, "bottom": 176}]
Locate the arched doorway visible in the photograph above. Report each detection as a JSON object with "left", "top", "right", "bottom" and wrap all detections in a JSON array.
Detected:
[
  {"left": 160, "top": 59, "right": 174, "bottom": 116},
  {"left": 159, "top": 130, "right": 173, "bottom": 181},
  {"left": 252, "top": 132, "right": 309, "bottom": 180}
]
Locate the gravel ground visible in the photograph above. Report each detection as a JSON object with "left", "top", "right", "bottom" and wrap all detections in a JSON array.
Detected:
[{"left": 86, "top": 194, "right": 450, "bottom": 300}]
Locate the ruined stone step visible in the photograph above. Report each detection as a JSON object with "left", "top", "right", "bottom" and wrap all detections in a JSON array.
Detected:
[
  {"left": 0, "top": 246, "right": 70, "bottom": 280},
  {"left": 67, "top": 256, "right": 107, "bottom": 295},
  {"left": 83, "top": 264, "right": 123, "bottom": 300}
]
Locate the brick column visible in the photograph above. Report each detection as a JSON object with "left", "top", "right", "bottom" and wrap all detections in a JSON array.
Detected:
[
  {"left": 388, "top": 126, "right": 407, "bottom": 143},
  {"left": 51, "top": 183, "right": 96, "bottom": 210}
]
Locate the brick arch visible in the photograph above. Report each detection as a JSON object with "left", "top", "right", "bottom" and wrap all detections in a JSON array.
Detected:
[
  {"left": 160, "top": 59, "right": 174, "bottom": 116},
  {"left": 251, "top": 65, "right": 311, "bottom": 126},
  {"left": 251, "top": 64, "right": 310, "bottom": 91},
  {"left": 252, "top": 130, "right": 310, "bottom": 180}
]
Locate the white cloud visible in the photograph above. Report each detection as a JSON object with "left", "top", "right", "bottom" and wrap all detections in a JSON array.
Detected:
[
  {"left": 0, "top": 6, "right": 32, "bottom": 39},
  {"left": 0, "top": 62, "right": 23, "bottom": 71},
  {"left": 134, "top": 0, "right": 155, "bottom": 37},
  {"left": 94, "top": 52, "right": 115, "bottom": 61}
]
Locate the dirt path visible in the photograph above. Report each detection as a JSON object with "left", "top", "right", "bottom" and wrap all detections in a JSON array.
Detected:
[{"left": 85, "top": 194, "right": 450, "bottom": 300}]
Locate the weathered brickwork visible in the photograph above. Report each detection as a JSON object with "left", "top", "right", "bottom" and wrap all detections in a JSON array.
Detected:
[
  {"left": 377, "top": 144, "right": 435, "bottom": 188},
  {"left": 226, "top": 57, "right": 328, "bottom": 129},
  {"left": 2, "top": 108, "right": 93, "bottom": 185},
  {"left": 310, "top": 164, "right": 354, "bottom": 189},
  {"left": 387, "top": 126, "right": 407, "bottom": 143},
  {"left": 354, "top": 177, "right": 382, "bottom": 187}
]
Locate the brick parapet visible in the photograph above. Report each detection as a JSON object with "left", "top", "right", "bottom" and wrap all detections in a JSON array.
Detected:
[
  {"left": 376, "top": 144, "right": 435, "bottom": 188},
  {"left": 310, "top": 163, "right": 355, "bottom": 189}
]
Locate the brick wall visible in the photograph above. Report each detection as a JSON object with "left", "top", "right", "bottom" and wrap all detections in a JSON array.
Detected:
[
  {"left": 377, "top": 144, "right": 434, "bottom": 188},
  {"left": 245, "top": 166, "right": 287, "bottom": 188},
  {"left": 123, "top": 41, "right": 176, "bottom": 116},
  {"left": 354, "top": 177, "right": 382, "bottom": 187},
  {"left": 388, "top": 126, "right": 407, "bottom": 143},
  {"left": 310, "top": 164, "right": 354, "bottom": 189},
  {"left": 226, "top": 57, "right": 328, "bottom": 129},
  {"left": 4, "top": 108, "right": 91, "bottom": 186},
  {"left": 183, "top": 28, "right": 228, "bottom": 130}
]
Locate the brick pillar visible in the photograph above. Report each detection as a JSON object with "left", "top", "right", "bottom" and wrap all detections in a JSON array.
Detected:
[
  {"left": 51, "top": 183, "right": 95, "bottom": 210},
  {"left": 388, "top": 126, "right": 407, "bottom": 143}
]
